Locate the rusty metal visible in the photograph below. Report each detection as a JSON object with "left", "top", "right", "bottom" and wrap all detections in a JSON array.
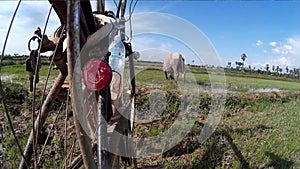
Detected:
[
  {"left": 67, "top": 0, "right": 97, "bottom": 169},
  {"left": 49, "top": 0, "right": 96, "bottom": 45},
  {"left": 27, "top": 25, "right": 67, "bottom": 77},
  {"left": 27, "top": 50, "right": 41, "bottom": 92},
  {"left": 97, "top": 0, "right": 105, "bottom": 13},
  {"left": 19, "top": 73, "right": 67, "bottom": 169},
  {"left": 68, "top": 143, "right": 97, "bottom": 169},
  {"left": 19, "top": 0, "right": 139, "bottom": 168}
]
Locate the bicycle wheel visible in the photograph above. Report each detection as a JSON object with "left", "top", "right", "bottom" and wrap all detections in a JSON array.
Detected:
[
  {"left": 72, "top": 16, "right": 138, "bottom": 169},
  {"left": 1, "top": 1, "right": 138, "bottom": 168},
  {"left": 68, "top": 0, "right": 138, "bottom": 168},
  {"left": 1, "top": 2, "right": 72, "bottom": 169}
]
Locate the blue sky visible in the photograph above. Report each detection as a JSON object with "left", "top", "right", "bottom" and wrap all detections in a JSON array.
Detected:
[{"left": 1, "top": 1, "right": 300, "bottom": 69}]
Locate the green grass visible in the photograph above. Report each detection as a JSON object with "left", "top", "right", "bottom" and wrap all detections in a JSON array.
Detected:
[
  {"left": 219, "top": 93, "right": 300, "bottom": 168},
  {"left": 131, "top": 61, "right": 300, "bottom": 93},
  {"left": 1, "top": 62, "right": 60, "bottom": 90},
  {"left": 225, "top": 75, "right": 300, "bottom": 92},
  {"left": 131, "top": 61, "right": 300, "bottom": 168},
  {"left": 1, "top": 60, "right": 300, "bottom": 168},
  {"left": 0, "top": 60, "right": 66, "bottom": 168},
  {"left": 135, "top": 91, "right": 300, "bottom": 168}
]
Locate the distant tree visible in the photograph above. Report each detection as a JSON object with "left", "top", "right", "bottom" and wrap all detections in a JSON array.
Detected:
[
  {"left": 257, "top": 69, "right": 261, "bottom": 74},
  {"left": 279, "top": 68, "right": 283, "bottom": 74},
  {"left": 265, "top": 64, "right": 270, "bottom": 72},
  {"left": 3, "top": 54, "right": 13, "bottom": 60},
  {"left": 272, "top": 65, "right": 275, "bottom": 72},
  {"left": 5, "top": 54, "right": 12, "bottom": 57},
  {"left": 14, "top": 53, "right": 19, "bottom": 57},
  {"left": 227, "top": 62, "right": 232, "bottom": 68},
  {"left": 276, "top": 66, "right": 280, "bottom": 73},
  {"left": 235, "top": 61, "right": 244, "bottom": 70},
  {"left": 241, "top": 53, "right": 247, "bottom": 62},
  {"left": 294, "top": 68, "right": 300, "bottom": 78},
  {"left": 286, "top": 66, "right": 289, "bottom": 74},
  {"left": 241, "top": 53, "right": 247, "bottom": 71}
]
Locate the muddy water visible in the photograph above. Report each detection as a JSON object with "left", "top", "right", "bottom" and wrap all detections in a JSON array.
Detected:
[
  {"left": 248, "top": 88, "right": 281, "bottom": 93},
  {"left": 0, "top": 75, "right": 14, "bottom": 83}
]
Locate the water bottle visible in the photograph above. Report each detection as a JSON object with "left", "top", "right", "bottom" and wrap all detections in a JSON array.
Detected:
[
  {"left": 109, "top": 35, "right": 125, "bottom": 100},
  {"left": 109, "top": 35, "right": 125, "bottom": 75}
]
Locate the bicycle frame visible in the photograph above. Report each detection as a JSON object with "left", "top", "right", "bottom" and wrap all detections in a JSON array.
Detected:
[
  {"left": 17, "top": 0, "right": 137, "bottom": 168},
  {"left": 88, "top": 0, "right": 137, "bottom": 168}
]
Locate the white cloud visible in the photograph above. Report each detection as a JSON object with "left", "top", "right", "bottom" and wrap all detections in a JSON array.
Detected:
[
  {"left": 132, "top": 36, "right": 157, "bottom": 51},
  {"left": 131, "top": 34, "right": 202, "bottom": 65},
  {"left": 250, "top": 37, "right": 300, "bottom": 69},
  {"left": 131, "top": 36, "right": 174, "bottom": 62},
  {"left": 272, "top": 41, "right": 293, "bottom": 55},
  {"left": 129, "top": 12, "right": 220, "bottom": 66},
  {"left": 269, "top": 41, "right": 277, "bottom": 47},
  {"left": 268, "top": 37, "right": 300, "bottom": 68},
  {"left": 284, "top": 44, "right": 293, "bottom": 50},
  {"left": 139, "top": 49, "right": 169, "bottom": 62},
  {"left": 250, "top": 57, "right": 291, "bottom": 71},
  {"left": 256, "top": 40, "right": 263, "bottom": 46},
  {"left": 0, "top": 1, "right": 60, "bottom": 55},
  {"left": 270, "top": 57, "right": 291, "bottom": 67},
  {"left": 159, "top": 43, "right": 173, "bottom": 51}
]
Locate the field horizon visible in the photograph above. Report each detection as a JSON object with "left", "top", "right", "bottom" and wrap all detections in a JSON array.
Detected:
[{"left": 0, "top": 58, "right": 300, "bottom": 168}]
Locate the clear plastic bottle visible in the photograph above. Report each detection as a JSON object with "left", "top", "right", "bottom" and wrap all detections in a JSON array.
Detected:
[
  {"left": 109, "top": 35, "right": 125, "bottom": 75},
  {"left": 108, "top": 35, "right": 125, "bottom": 100}
]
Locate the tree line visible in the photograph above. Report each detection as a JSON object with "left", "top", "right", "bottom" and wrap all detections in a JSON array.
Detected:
[{"left": 226, "top": 53, "right": 300, "bottom": 78}]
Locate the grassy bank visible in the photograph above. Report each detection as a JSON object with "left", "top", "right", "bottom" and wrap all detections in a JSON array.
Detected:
[
  {"left": 1, "top": 61, "right": 300, "bottom": 168},
  {"left": 134, "top": 89, "right": 300, "bottom": 168},
  {"left": 132, "top": 61, "right": 300, "bottom": 92}
]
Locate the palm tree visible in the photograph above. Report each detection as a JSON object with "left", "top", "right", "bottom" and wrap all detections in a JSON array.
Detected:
[
  {"left": 235, "top": 61, "right": 244, "bottom": 70},
  {"left": 294, "top": 68, "right": 300, "bottom": 78},
  {"left": 276, "top": 66, "right": 280, "bottom": 73},
  {"left": 240, "top": 53, "right": 247, "bottom": 71},
  {"left": 227, "top": 62, "right": 232, "bottom": 68},
  {"left": 241, "top": 53, "right": 247, "bottom": 63},
  {"left": 265, "top": 64, "right": 270, "bottom": 72},
  {"left": 289, "top": 69, "right": 293, "bottom": 77}
]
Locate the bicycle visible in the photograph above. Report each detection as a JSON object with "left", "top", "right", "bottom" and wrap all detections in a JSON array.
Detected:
[
  {"left": 1, "top": 0, "right": 138, "bottom": 168},
  {"left": 71, "top": 1, "right": 139, "bottom": 168}
]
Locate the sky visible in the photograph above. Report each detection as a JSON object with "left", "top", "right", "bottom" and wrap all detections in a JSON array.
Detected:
[{"left": 1, "top": 1, "right": 300, "bottom": 69}]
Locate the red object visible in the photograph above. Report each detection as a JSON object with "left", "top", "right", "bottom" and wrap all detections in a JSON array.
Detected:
[{"left": 83, "top": 59, "right": 112, "bottom": 90}]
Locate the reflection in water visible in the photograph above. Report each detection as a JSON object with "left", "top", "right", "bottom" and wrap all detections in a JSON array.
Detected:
[
  {"left": 0, "top": 75, "right": 14, "bottom": 83},
  {"left": 248, "top": 88, "right": 281, "bottom": 93}
]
